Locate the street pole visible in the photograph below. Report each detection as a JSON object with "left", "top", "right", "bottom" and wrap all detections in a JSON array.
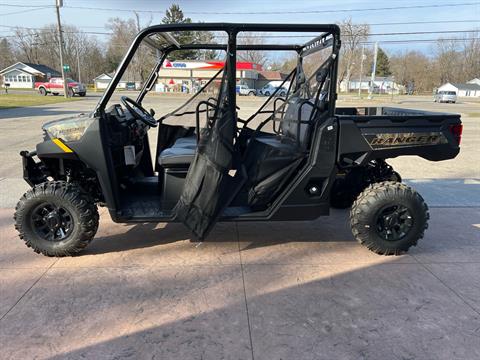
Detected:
[
  {"left": 55, "top": 0, "right": 69, "bottom": 98},
  {"left": 76, "top": 50, "right": 81, "bottom": 83},
  {"left": 368, "top": 42, "right": 378, "bottom": 100},
  {"left": 358, "top": 44, "right": 365, "bottom": 98}
]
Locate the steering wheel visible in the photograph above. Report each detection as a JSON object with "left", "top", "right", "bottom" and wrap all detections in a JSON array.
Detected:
[{"left": 120, "top": 96, "right": 157, "bottom": 127}]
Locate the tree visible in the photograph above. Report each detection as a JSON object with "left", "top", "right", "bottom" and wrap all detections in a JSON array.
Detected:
[
  {"left": 390, "top": 50, "right": 436, "bottom": 93},
  {"left": 338, "top": 19, "right": 370, "bottom": 92},
  {"left": 162, "top": 4, "right": 196, "bottom": 60},
  {"left": 11, "top": 28, "right": 41, "bottom": 64},
  {"left": 193, "top": 27, "right": 218, "bottom": 60},
  {"left": 0, "top": 38, "right": 15, "bottom": 72},
  {"left": 237, "top": 33, "right": 268, "bottom": 66},
  {"left": 11, "top": 24, "right": 107, "bottom": 84},
  {"left": 375, "top": 47, "right": 391, "bottom": 77}
]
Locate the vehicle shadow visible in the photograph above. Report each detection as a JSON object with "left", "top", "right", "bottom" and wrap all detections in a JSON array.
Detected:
[{"left": 81, "top": 209, "right": 354, "bottom": 256}]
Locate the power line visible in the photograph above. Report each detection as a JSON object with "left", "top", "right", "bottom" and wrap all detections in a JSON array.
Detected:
[
  {"left": 369, "top": 20, "right": 480, "bottom": 26},
  {"left": 0, "top": 6, "right": 52, "bottom": 16},
  {"left": 0, "top": 19, "right": 478, "bottom": 33},
  {"left": 0, "top": 25, "right": 478, "bottom": 38},
  {"left": 0, "top": 3, "right": 52, "bottom": 7},
  {"left": 61, "top": 2, "right": 479, "bottom": 15}
]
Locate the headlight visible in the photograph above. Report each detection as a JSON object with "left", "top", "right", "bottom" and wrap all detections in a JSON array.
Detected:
[{"left": 43, "top": 115, "right": 94, "bottom": 142}]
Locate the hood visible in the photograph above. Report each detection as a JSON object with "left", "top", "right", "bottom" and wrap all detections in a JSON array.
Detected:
[{"left": 42, "top": 113, "right": 94, "bottom": 142}]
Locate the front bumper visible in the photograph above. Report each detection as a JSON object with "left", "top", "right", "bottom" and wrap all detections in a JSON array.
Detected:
[{"left": 20, "top": 151, "right": 47, "bottom": 187}]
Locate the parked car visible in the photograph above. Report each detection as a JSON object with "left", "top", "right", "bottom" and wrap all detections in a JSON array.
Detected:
[
  {"left": 35, "top": 77, "right": 86, "bottom": 97},
  {"left": 434, "top": 90, "right": 457, "bottom": 103},
  {"left": 125, "top": 82, "right": 136, "bottom": 90},
  {"left": 259, "top": 83, "right": 287, "bottom": 97},
  {"left": 236, "top": 84, "right": 256, "bottom": 96}
]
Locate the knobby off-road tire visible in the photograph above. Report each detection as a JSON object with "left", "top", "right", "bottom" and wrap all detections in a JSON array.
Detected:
[
  {"left": 14, "top": 181, "right": 99, "bottom": 257},
  {"left": 350, "top": 181, "right": 429, "bottom": 255}
]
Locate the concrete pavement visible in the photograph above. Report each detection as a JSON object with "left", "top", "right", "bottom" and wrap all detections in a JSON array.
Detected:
[
  {"left": 1, "top": 207, "right": 480, "bottom": 359},
  {"left": 0, "top": 95, "right": 479, "bottom": 359}
]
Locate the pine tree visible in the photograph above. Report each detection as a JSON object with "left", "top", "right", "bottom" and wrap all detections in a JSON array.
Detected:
[
  {"left": 0, "top": 38, "right": 15, "bottom": 71},
  {"left": 376, "top": 47, "right": 391, "bottom": 77},
  {"left": 162, "top": 4, "right": 196, "bottom": 60}
]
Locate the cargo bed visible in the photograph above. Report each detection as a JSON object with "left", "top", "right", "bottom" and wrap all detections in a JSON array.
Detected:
[{"left": 335, "top": 106, "right": 462, "bottom": 165}]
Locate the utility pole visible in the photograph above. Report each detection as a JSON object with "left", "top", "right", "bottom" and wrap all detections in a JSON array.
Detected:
[
  {"left": 55, "top": 0, "right": 69, "bottom": 98},
  {"left": 368, "top": 42, "right": 378, "bottom": 100},
  {"left": 76, "top": 50, "right": 81, "bottom": 83},
  {"left": 358, "top": 44, "right": 365, "bottom": 98}
]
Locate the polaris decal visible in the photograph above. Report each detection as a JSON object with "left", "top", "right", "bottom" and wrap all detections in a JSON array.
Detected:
[{"left": 364, "top": 132, "right": 448, "bottom": 148}]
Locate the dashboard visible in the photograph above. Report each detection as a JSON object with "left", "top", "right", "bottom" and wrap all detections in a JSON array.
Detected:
[{"left": 105, "top": 104, "right": 151, "bottom": 169}]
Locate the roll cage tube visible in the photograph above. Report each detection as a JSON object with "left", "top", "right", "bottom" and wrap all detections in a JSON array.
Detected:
[
  {"left": 136, "top": 50, "right": 168, "bottom": 104},
  {"left": 93, "top": 23, "right": 340, "bottom": 117}
]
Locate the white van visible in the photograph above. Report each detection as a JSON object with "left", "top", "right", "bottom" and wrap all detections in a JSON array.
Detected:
[{"left": 434, "top": 91, "right": 457, "bottom": 103}]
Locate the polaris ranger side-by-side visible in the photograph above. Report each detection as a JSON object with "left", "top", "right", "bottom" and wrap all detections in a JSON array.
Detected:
[{"left": 14, "top": 23, "right": 462, "bottom": 257}]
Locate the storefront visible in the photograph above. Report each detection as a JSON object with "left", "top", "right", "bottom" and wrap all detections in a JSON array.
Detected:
[{"left": 156, "top": 60, "right": 262, "bottom": 93}]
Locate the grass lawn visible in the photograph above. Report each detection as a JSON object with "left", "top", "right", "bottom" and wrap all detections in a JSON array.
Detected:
[{"left": 0, "top": 94, "right": 81, "bottom": 109}]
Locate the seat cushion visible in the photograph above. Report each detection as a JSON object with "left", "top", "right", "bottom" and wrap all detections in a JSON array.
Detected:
[
  {"left": 173, "top": 136, "right": 197, "bottom": 147},
  {"left": 158, "top": 136, "right": 197, "bottom": 167}
]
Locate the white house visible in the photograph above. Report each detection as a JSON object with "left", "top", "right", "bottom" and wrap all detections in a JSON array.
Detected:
[
  {"left": 340, "top": 77, "right": 404, "bottom": 94},
  {"left": 0, "top": 62, "right": 61, "bottom": 88},
  {"left": 438, "top": 82, "right": 480, "bottom": 97},
  {"left": 467, "top": 78, "right": 480, "bottom": 86},
  {"left": 93, "top": 73, "right": 142, "bottom": 90}
]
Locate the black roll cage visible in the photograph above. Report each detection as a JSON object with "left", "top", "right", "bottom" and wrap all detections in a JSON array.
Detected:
[{"left": 94, "top": 23, "right": 341, "bottom": 119}]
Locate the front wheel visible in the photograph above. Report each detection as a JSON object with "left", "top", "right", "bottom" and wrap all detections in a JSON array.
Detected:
[
  {"left": 14, "top": 181, "right": 99, "bottom": 257},
  {"left": 350, "top": 181, "right": 429, "bottom": 255},
  {"left": 39, "top": 87, "right": 47, "bottom": 96}
]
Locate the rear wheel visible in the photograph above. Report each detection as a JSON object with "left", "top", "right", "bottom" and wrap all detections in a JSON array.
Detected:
[
  {"left": 39, "top": 87, "right": 47, "bottom": 96},
  {"left": 248, "top": 91, "right": 255, "bottom": 96},
  {"left": 264, "top": 91, "right": 270, "bottom": 96},
  {"left": 67, "top": 88, "right": 74, "bottom": 97},
  {"left": 350, "top": 181, "right": 429, "bottom": 255},
  {"left": 14, "top": 181, "right": 99, "bottom": 257}
]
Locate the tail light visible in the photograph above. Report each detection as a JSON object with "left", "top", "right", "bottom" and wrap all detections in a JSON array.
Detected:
[{"left": 449, "top": 124, "right": 463, "bottom": 145}]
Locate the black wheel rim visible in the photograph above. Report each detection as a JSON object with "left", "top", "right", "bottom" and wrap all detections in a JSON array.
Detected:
[
  {"left": 30, "top": 202, "right": 74, "bottom": 242},
  {"left": 376, "top": 204, "right": 413, "bottom": 241}
]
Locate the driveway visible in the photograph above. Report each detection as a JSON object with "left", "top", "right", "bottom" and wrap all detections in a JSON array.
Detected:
[{"left": 0, "top": 96, "right": 479, "bottom": 359}]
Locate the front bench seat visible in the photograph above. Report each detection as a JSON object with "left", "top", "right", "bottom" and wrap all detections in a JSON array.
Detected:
[{"left": 158, "top": 136, "right": 197, "bottom": 167}]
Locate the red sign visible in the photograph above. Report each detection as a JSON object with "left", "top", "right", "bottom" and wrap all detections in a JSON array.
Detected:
[{"left": 162, "top": 61, "right": 262, "bottom": 71}]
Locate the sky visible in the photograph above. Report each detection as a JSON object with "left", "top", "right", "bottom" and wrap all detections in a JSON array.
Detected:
[{"left": 0, "top": 0, "right": 479, "bottom": 56}]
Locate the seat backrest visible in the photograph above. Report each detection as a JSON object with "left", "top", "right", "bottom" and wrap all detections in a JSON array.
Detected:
[{"left": 280, "top": 97, "right": 316, "bottom": 147}]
